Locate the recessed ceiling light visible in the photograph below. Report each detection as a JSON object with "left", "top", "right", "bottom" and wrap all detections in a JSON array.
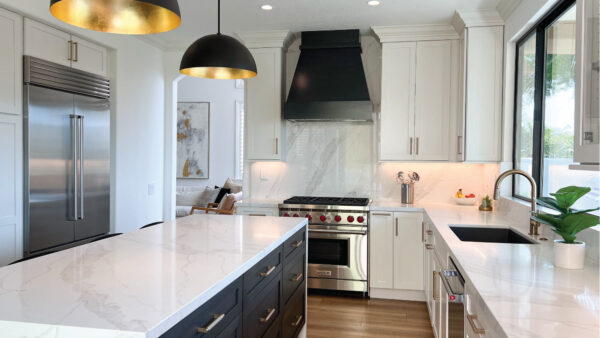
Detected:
[
  {"left": 261, "top": 4, "right": 273, "bottom": 10},
  {"left": 367, "top": 0, "right": 380, "bottom": 6}
]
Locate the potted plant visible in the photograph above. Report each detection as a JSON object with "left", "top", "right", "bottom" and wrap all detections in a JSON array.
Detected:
[{"left": 532, "top": 186, "right": 599, "bottom": 269}]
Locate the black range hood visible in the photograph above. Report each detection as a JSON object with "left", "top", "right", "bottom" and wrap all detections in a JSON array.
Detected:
[{"left": 284, "top": 29, "right": 372, "bottom": 122}]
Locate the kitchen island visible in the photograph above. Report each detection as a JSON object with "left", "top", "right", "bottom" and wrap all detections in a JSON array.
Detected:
[{"left": 0, "top": 214, "right": 308, "bottom": 338}]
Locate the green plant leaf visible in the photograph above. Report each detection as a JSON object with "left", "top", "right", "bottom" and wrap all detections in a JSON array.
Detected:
[
  {"left": 559, "top": 213, "right": 599, "bottom": 236},
  {"left": 532, "top": 213, "right": 561, "bottom": 227},
  {"left": 569, "top": 207, "right": 600, "bottom": 215},
  {"left": 536, "top": 196, "right": 564, "bottom": 213},
  {"left": 550, "top": 186, "right": 591, "bottom": 211}
]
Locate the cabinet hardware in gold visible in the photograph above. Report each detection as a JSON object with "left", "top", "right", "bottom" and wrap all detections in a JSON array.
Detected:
[
  {"left": 260, "top": 266, "right": 276, "bottom": 277},
  {"left": 421, "top": 222, "right": 425, "bottom": 242},
  {"left": 457, "top": 136, "right": 463, "bottom": 155},
  {"left": 68, "top": 40, "right": 73, "bottom": 61},
  {"left": 249, "top": 214, "right": 267, "bottom": 217},
  {"left": 433, "top": 271, "right": 440, "bottom": 300},
  {"left": 259, "top": 308, "right": 276, "bottom": 323},
  {"left": 197, "top": 313, "right": 225, "bottom": 333},
  {"left": 467, "top": 314, "right": 486, "bottom": 334},
  {"left": 291, "top": 240, "right": 303, "bottom": 248},
  {"left": 416, "top": 137, "right": 419, "bottom": 155},
  {"left": 426, "top": 230, "right": 433, "bottom": 236},
  {"left": 291, "top": 315, "right": 303, "bottom": 327},
  {"left": 73, "top": 41, "right": 78, "bottom": 62},
  {"left": 372, "top": 213, "right": 391, "bottom": 216},
  {"left": 291, "top": 273, "right": 303, "bottom": 282},
  {"left": 426, "top": 244, "right": 434, "bottom": 250},
  {"left": 395, "top": 218, "right": 398, "bottom": 236},
  {"left": 409, "top": 137, "right": 413, "bottom": 155},
  {"left": 275, "top": 138, "right": 279, "bottom": 155}
]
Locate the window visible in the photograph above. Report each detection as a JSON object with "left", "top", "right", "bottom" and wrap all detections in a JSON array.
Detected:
[
  {"left": 514, "top": 0, "right": 600, "bottom": 210},
  {"left": 235, "top": 100, "right": 245, "bottom": 180}
]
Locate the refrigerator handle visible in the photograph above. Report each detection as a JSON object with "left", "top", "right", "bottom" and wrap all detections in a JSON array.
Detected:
[
  {"left": 79, "top": 115, "right": 84, "bottom": 220},
  {"left": 70, "top": 115, "right": 78, "bottom": 221}
]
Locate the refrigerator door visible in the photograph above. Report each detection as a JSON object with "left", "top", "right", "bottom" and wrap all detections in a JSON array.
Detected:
[
  {"left": 74, "top": 94, "right": 110, "bottom": 240},
  {"left": 26, "top": 85, "right": 76, "bottom": 252}
]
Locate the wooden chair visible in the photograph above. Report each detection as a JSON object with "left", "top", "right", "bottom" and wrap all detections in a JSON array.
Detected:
[{"left": 190, "top": 203, "right": 237, "bottom": 215}]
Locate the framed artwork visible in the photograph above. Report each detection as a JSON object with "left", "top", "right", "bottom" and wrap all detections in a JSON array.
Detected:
[{"left": 177, "top": 102, "right": 210, "bottom": 179}]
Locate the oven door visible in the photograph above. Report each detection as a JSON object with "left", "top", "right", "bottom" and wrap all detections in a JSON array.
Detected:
[{"left": 307, "top": 225, "right": 368, "bottom": 282}]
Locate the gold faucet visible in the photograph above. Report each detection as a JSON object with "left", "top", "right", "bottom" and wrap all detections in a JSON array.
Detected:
[{"left": 493, "top": 169, "right": 541, "bottom": 236}]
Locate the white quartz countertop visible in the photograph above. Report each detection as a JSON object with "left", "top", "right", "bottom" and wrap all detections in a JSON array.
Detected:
[
  {"left": 371, "top": 200, "right": 600, "bottom": 337},
  {"left": 0, "top": 214, "right": 307, "bottom": 338}
]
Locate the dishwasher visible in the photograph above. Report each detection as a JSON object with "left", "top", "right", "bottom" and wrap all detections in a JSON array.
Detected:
[{"left": 440, "top": 257, "right": 465, "bottom": 338}]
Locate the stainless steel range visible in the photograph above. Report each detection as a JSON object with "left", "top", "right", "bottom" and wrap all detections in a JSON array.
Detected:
[{"left": 279, "top": 196, "right": 370, "bottom": 293}]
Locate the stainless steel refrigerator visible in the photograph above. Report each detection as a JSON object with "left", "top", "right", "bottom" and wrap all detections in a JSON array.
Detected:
[{"left": 23, "top": 56, "right": 110, "bottom": 254}]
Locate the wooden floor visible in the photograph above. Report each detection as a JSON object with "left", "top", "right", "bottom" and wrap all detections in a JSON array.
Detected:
[{"left": 306, "top": 295, "right": 434, "bottom": 338}]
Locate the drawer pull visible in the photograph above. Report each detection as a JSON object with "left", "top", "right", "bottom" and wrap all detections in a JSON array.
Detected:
[
  {"left": 372, "top": 213, "right": 391, "bottom": 216},
  {"left": 467, "top": 314, "right": 486, "bottom": 334},
  {"left": 426, "top": 244, "right": 434, "bottom": 250},
  {"left": 249, "top": 214, "right": 267, "bottom": 217},
  {"left": 426, "top": 230, "right": 433, "bottom": 235},
  {"left": 291, "top": 240, "right": 303, "bottom": 248},
  {"left": 291, "top": 314, "right": 303, "bottom": 327},
  {"left": 433, "top": 271, "right": 440, "bottom": 301},
  {"left": 259, "top": 308, "right": 276, "bottom": 323},
  {"left": 197, "top": 313, "right": 225, "bottom": 333},
  {"left": 291, "top": 273, "right": 303, "bottom": 282},
  {"left": 260, "top": 266, "right": 276, "bottom": 277}
]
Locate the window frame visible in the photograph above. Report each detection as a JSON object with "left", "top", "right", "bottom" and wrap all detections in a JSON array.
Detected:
[{"left": 512, "top": 0, "right": 577, "bottom": 201}]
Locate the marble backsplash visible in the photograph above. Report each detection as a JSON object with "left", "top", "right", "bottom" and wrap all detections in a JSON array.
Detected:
[{"left": 244, "top": 121, "right": 501, "bottom": 203}]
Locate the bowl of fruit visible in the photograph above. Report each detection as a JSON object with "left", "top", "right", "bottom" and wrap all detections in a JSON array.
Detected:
[{"left": 453, "top": 189, "right": 477, "bottom": 205}]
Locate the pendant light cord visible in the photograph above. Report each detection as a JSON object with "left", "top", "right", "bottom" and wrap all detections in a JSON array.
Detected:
[{"left": 217, "top": 0, "right": 221, "bottom": 34}]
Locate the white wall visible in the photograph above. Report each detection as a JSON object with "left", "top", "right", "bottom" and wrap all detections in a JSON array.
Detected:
[
  {"left": 0, "top": 1, "right": 166, "bottom": 234},
  {"left": 177, "top": 77, "right": 244, "bottom": 188}
]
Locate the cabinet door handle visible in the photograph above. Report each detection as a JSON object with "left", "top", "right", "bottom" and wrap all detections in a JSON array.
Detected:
[
  {"left": 291, "top": 273, "right": 303, "bottom": 282},
  {"left": 426, "top": 244, "right": 434, "bottom": 250},
  {"left": 457, "top": 136, "right": 463, "bottom": 155},
  {"left": 395, "top": 218, "right": 399, "bottom": 236},
  {"left": 291, "top": 314, "right": 303, "bottom": 327},
  {"left": 372, "top": 213, "right": 391, "bottom": 216},
  {"left": 291, "top": 240, "right": 303, "bottom": 248},
  {"left": 467, "top": 314, "right": 486, "bottom": 334},
  {"left": 416, "top": 137, "right": 419, "bottom": 155},
  {"left": 259, "top": 308, "right": 276, "bottom": 323},
  {"left": 409, "top": 137, "right": 413, "bottom": 155},
  {"left": 275, "top": 138, "right": 279, "bottom": 155},
  {"left": 249, "top": 214, "right": 267, "bottom": 217},
  {"left": 421, "top": 222, "right": 425, "bottom": 242},
  {"left": 73, "top": 41, "right": 78, "bottom": 62},
  {"left": 426, "top": 230, "right": 433, "bottom": 236},
  {"left": 197, "top": 313, "right": 225, "bottom": 333},
  {"left": 68, "top": 40, "right": 73, "bottom": 61},
  {"left": 433, "top": 271, "right": 440, "bottom": 300},
  {"left": 260, "top": 265, "right": 276, "bottom": 277}
]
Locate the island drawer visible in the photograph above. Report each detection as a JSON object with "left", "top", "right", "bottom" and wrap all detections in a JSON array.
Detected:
[
  {"left": 263, "top": 314, "right": 282, "bottom": 338},
  {"left": 243, "top": 274, "right": 282, "bottom": 338},
  {"left": 160, "top": 277, "right": 242, "bottom": 338},
  {"left": 244, "top": 245, "right": 283, "bottom": 298},
  {"left": 281, "top": 281, "right": 306, "bottom": 338},
  {"left": 283, "top": 227, "right": 306, "bottom": 259},
  {"left": 282, "top": 249, "right": 306, "bottom": 305}
]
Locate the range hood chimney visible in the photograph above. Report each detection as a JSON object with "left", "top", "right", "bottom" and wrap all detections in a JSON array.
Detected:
[{"left": 284, "top": 29, "right": 372, "bottom": 121}]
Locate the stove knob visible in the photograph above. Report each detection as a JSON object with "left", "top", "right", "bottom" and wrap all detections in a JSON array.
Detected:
[
  {"left": 319, "top": 215, "right": 327, "bottom": 222},
  {"left": 357, "top": 216, "right": 365, "bottom": 223},
  {"left": 283, "top": 213, "right": 290, "bottom": 217},
  {"left": 306, "top": 214, "right": 312, "bottom": 221},
  {"left": 347, "top": 216, "right": 355, "bottom": 222},
  {"left": 335, "top": 215, "right": 342, "bottom": 222},
  {"left": 293, "top": 213, "right": 299, "bottom": 217}
]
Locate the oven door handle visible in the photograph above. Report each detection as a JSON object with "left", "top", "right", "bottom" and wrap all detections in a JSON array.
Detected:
[{"left": 309, "top": 229, "right": 367, "bottom": 235}]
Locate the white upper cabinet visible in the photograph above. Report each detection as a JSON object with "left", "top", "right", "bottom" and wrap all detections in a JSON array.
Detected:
[
  {"left": 375, "top": 25, "right": 457, "bottom": 162},
  {"left": 380, "top": 42, "right": 416, "bottom": 161},
  {"left": 25, "top": 19, "right": 108, "bottom": 76},
  {"left": 462, "top": 26, "right": 504, "bottom": 162},
  {"left": 0, "top": 8, "right": 22, "bottom": 116},
  {"left": 70, "top": 36, "right": 108, "bottom": 76}
]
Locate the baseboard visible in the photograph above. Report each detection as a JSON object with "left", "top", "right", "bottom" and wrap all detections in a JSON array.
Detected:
[{"left": 369, "top": 288, "right": 426, "bottom": 301}]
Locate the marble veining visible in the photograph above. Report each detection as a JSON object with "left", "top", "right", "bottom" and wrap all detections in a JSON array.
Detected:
[
  {"left": 0, "top": 215, "right": 307, "bottom": 338},
  {"left": 371, "top": 199, "right": 599, "bottom": 337}
]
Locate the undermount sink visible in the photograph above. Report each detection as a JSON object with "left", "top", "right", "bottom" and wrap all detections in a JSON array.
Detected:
[{"left": 449, "top": 226, "right": 537, "bottom": 244}]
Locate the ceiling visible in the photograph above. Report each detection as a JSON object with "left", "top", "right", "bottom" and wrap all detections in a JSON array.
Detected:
[{"left": 146, "top": 0, "right": 502, "bottom": 49}]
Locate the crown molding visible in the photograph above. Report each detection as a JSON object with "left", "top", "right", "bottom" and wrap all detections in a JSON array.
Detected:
[
  {"left": 371, "top": 24, "right": 459, "bottom": 43},
  {"left": 235, "top": 30, "right": 291, "bottom": 49},
  {"left": 496, "top": 0, "right": 522, "bottom": 20},
  {"left": 453, "top": 9, "right": 504, "bottom": 31}
]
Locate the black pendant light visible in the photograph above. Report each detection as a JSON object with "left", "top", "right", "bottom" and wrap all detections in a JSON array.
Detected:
[
  {"left": 179, "top": 0, "right": 257, "bottom": 79},
  {"left": 49, "top": 0, "right": 181, "bottom": 34}
]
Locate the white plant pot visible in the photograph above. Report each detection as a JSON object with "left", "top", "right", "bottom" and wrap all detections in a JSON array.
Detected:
[{"left": 554, "top": 240, "right": 586, "bottom": 269}]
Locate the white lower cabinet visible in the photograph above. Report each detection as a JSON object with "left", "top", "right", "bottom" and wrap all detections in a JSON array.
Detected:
[
  {"left": 235, "top": 206, "right": 279, "bottom": 217},
  {"left": 465, "top": 280, "right": 505, "bottom": 337},
  {"left": 370, "top": 211, "right": 424, "bottom": 299}
]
